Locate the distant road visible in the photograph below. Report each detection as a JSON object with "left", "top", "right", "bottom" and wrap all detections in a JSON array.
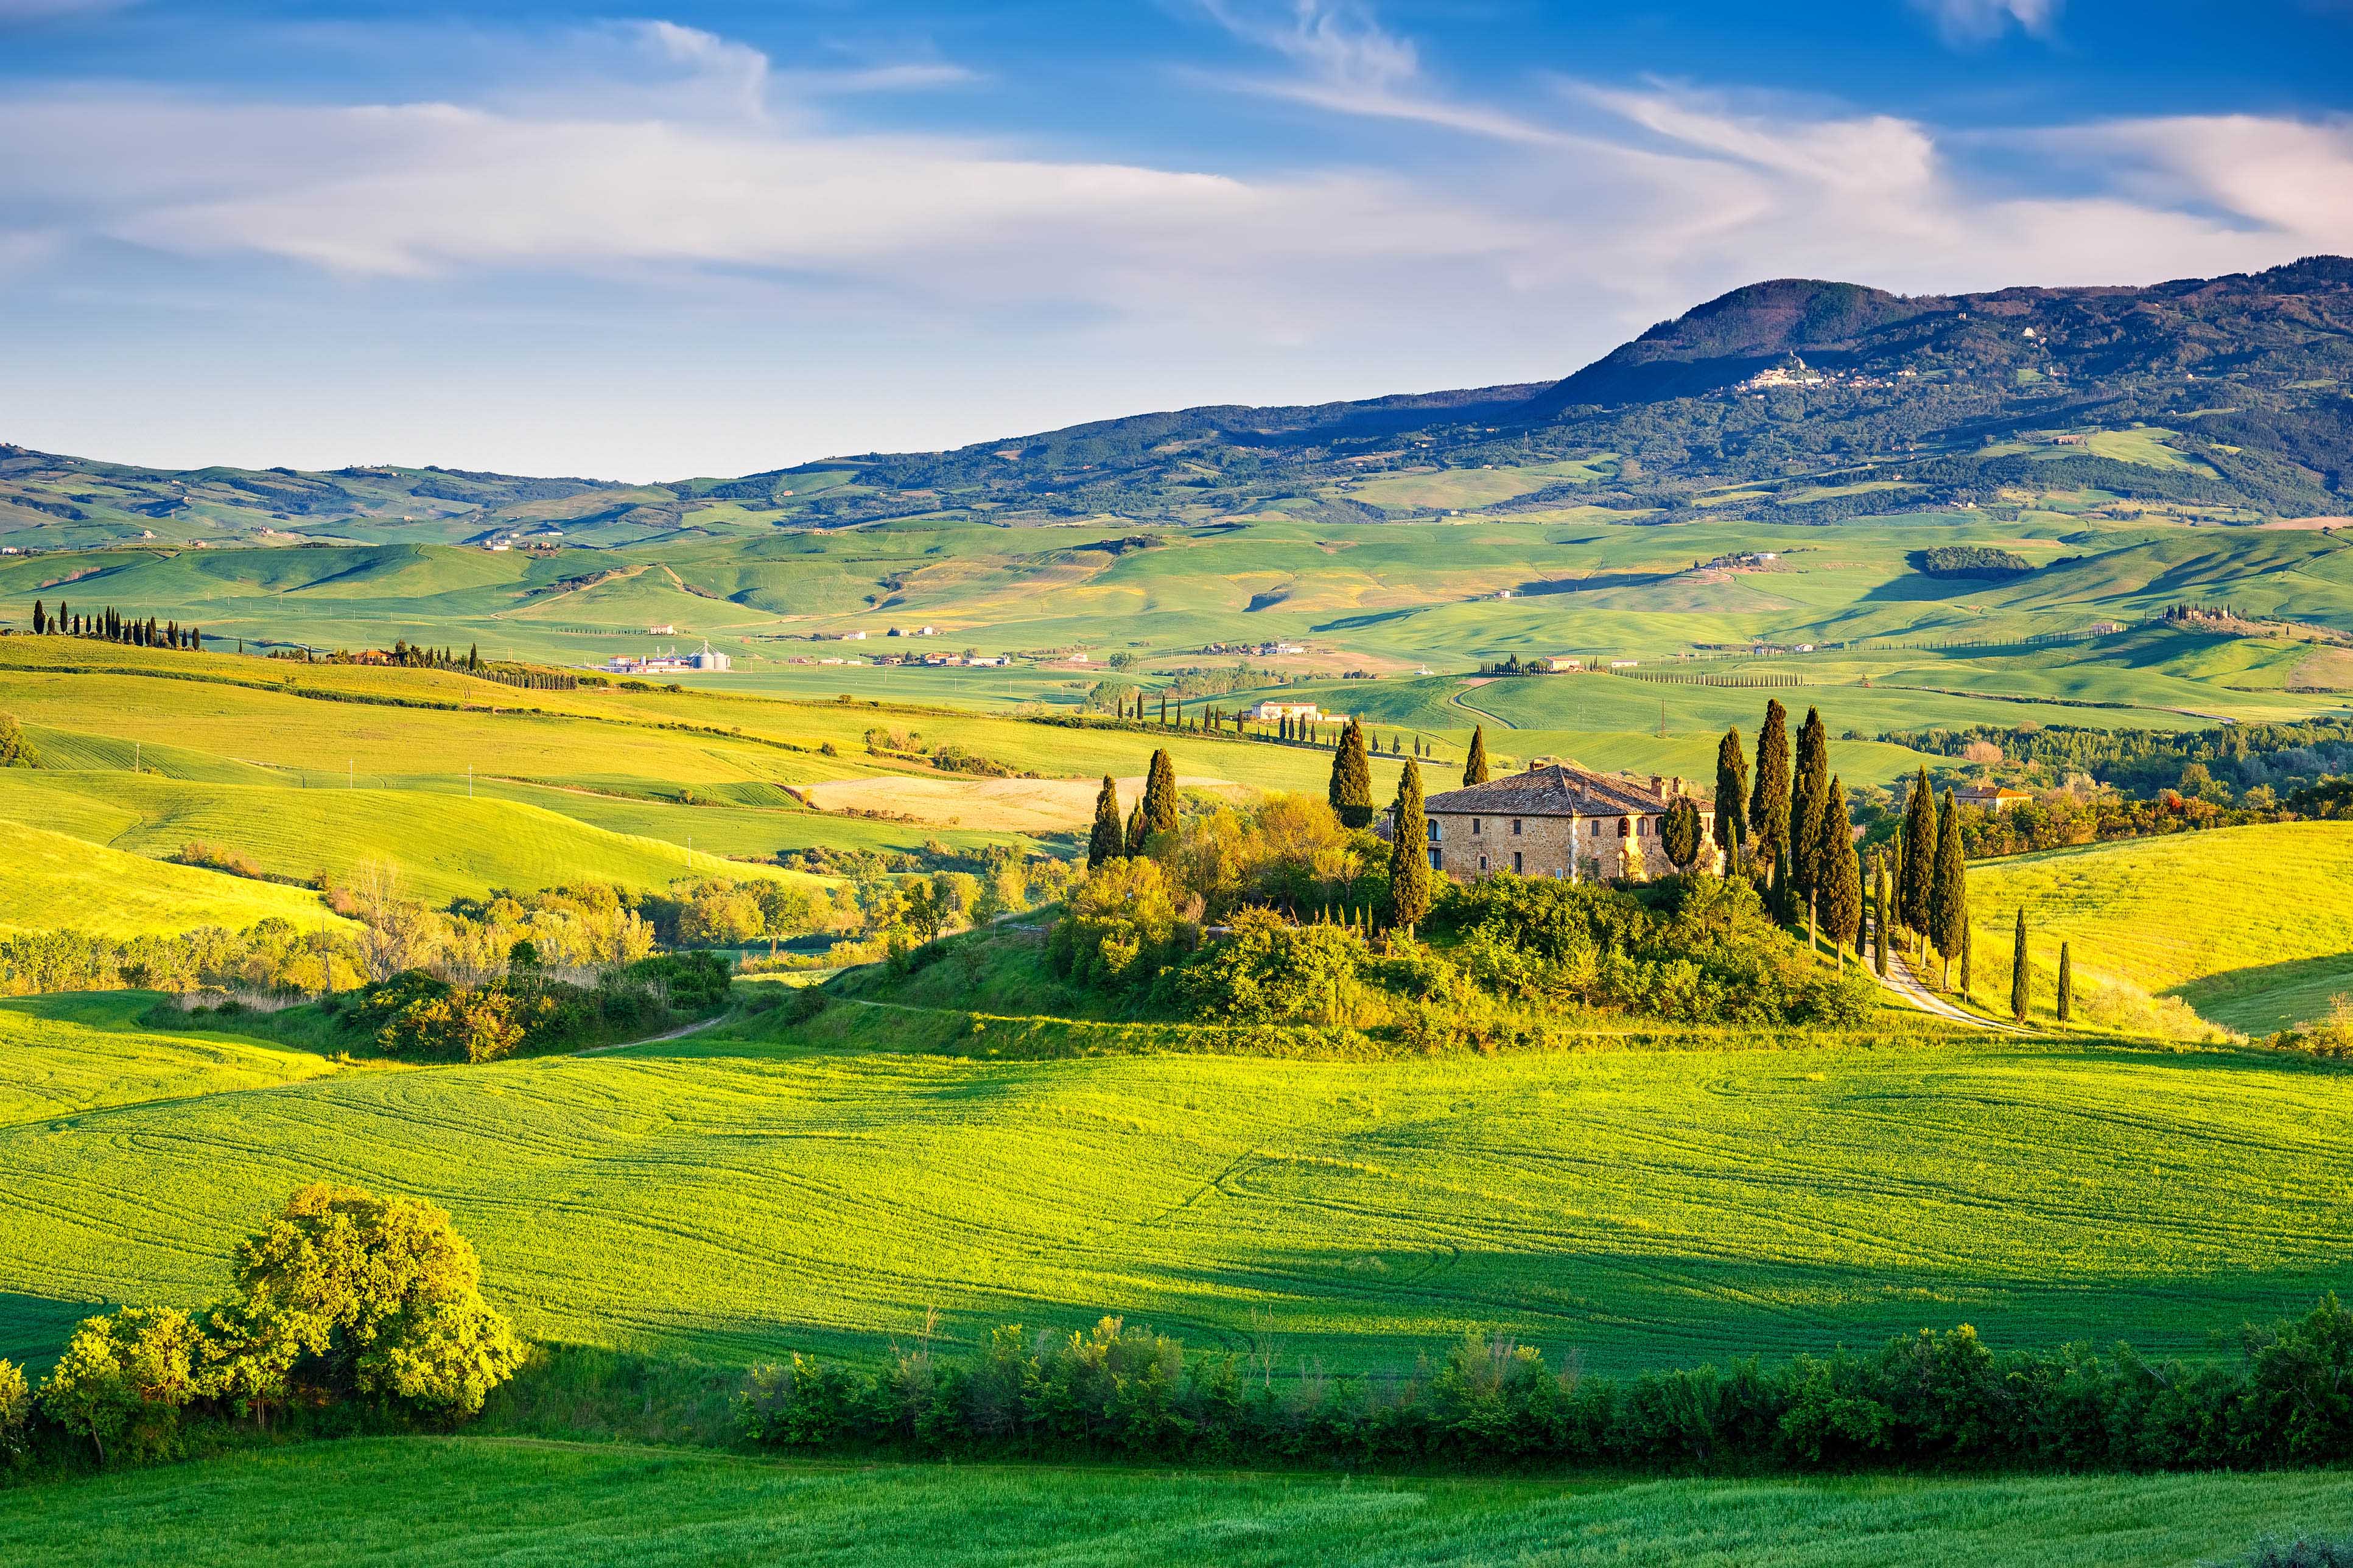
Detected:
[{"left": 1450, "top": 679, "right": 1517, "bottom": 729}]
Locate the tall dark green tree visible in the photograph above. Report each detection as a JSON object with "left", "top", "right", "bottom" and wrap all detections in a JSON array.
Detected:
[
  {"left": 1929, "top": 788, "right": 1968, "bottom": 989},
  {"left": 1086, "top": 776, "right": 1123, "bottom": 868},
  {"left": 2057, "top": 942, "right": 2074, "bottom": 1023},
  {"left": 1124, "top": 801, "right": 1146, "bottom": 857},
  {"left": 1661, "top": 796, "right": 1703, "bottom": 873},
  {"left": 1463, "top": 725, "right": 1490, "bottom": 786},
  {"left": 1712, "top": 727, "right": 1748, "bottom": 869},
  {"left": 1898, "top": 768, "right": 1937, "bottom": 953},
  {"left": 1788, "top": 707, "right": 1829, "bottom": 904},
  {"left": 1871, "top": 853, "right": 1891, "bottom": 978},
  {"left": 1749, "top": 699, "right": 1791, "bottom": 881},
  {"left": 2010, "top": 908, "right": 2031, "bottom": 1023},
  {"left": 1329, "top": 718, "right": 1375, "bottom": 828},
  {"left": 1139, "top": 748, "right": 1179, "bottom": 841},
  {"left": 1817, "top": 778, "right": 1862, "bottom": 970},
  {"left": 1385, "top": 759, "right": 1432, "bottom": 932}
]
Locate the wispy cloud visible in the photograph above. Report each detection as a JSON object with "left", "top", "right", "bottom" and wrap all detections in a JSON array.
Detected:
[{"left": 1912, "top": 0, "right": 2063, "bottom": 46}]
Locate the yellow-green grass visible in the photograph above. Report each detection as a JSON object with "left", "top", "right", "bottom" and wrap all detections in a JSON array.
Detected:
[
  {"left": 5, "top": 1438, "right": 2349, "bottom": 1568},
  {"left": 0, "top": 772, "right": 824, "bottom": 904},
  {"left": 5, "top": 998, "right": 2349, "bottom": 1380},
  {"left": 0, "top": 992, "right": 340, "bottom": 1124},
  {"left": 1970, "top": 823, "right": 2353, "bottom": 1034},
  {"left": 0, "top": 821, "right": 346, "bottom": 936},
  {"left": 1345, "top": 466, "right": 1560, "bottom": 511}
]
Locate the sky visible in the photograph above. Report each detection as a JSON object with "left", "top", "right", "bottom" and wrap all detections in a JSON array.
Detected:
[{"left": 2, "top": 1, "right": 2349, "bottom": 480}]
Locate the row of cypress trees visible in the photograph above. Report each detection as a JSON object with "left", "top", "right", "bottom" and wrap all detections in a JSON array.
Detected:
[
  {"left": 29, "top": 600, "right": 201, "bottom": 651},
  {"left": 1696, "top": 701, "right": 1867, "bottom": 968}
]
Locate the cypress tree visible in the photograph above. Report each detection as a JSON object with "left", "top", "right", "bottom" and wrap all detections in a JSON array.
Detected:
[
  {"left": 1124, "top": 802, "right": 1146, "bottom": 858},
  {"left": 1661, "top": 796, "right": 1704, "bottom": 874},
  {"left": 1749, "top": 699, "right": 1791, "bottom": 881},
  {"left": 1788, "top": 706, "right": 1829, "bottom": 903},
  {"left": 1818, "top": 779, "right": 1862, "bottom": 972},
  {"left": 1464, "top": 725, "right": 1490, "bottom": 786},
  {"left": 1140, "top": 748, "right": 1179, "bottom": 841},
  {"left": 2057, "top": 941, "right": 2073, "bottom": 1023},
  {"left": 1871, "top": 853, "right": 1891, "bottom": 978},
  {"left": 30, "top": 601, "right": 43, "bottom": 634},
  {"left": 1929, "top": 788, "right": 1966, "bottom": 989},
  {"left": 1712, "top": 727, "right": 1748, "bottom": 870},
  {"left": 1385, "top": 758, "right": 1431, "bottom": 933},
  {"left": 1087, "top": 775, "right": 1123, "bottom": 867},
  {"left": 1898, "top": 768, "right": 1936, "bottom": 951},
  {"left": 2010, "top": 908, "right": 2031, "bottom": 1022},
  {"left": 1329, "top": 718, "right": 1374, "bottom": 828}
]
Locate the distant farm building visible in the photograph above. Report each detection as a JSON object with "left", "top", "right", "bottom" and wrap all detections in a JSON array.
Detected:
[
  {"left": 1957, "top": 783, "right": 2032, "bottom": 811},
  {"left": 1252, "top": 700, "right": 1324, "bottom": 723},
  {"left": 603, "top": 640, "right": 732, "bottom": 676}
]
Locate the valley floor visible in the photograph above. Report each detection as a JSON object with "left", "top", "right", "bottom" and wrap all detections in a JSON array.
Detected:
[{"left": 2, "top": 1437, "right": 2345, "bottom": 1567}]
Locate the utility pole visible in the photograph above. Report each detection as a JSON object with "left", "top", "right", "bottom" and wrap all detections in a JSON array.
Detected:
[
  {"left": 467, "top": 763, "right": 473, "bottom": 799},
  {"left": 132, "top": 740, "right": 140, "bottom": 774}
]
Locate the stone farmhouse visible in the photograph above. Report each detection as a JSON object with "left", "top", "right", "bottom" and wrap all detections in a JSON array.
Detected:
[{"left": 1412, "top": 761, "right": 1722, "bottom": 881}]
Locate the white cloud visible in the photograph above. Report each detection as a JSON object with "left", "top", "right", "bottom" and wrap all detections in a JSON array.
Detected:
[{"left": 1912, "top": 0, "right": 2063, "bottom": 46}]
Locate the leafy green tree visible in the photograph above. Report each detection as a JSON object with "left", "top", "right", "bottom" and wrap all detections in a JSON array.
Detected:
[
  {"left": 1817, "top": 778, "right": 1862, "bottom": 971},
  {"left": 2057, "top": 941, "right": 2073, "bottom": 1023},
  {"left": 38, "top": 1306, "right": 206, "bottom": 1463},
  {"left": 0, "top": 1357, "right": 27, "bottom": 1467},
  {"left": 0, "top": 712, "right": 34, "bottom": 769},
  {"left": 1329, "top": 718, "right": 1374, "bottom": 828},
  {"left": 1713, "top": 727, "right": 1748, "bottom": 867},
  {"left": 1047, "top": 856, "right": 1177, "bottom": 989},
  {"left": 231, "top": 1183, "right": 524, "bottom": 1418},
  {"left": 1385, "top": 759, "right": 1432, "bottom": 931},
  {"left": 752, "top": 881, "right": 816, "bottom": 956},
  {"left": 1929, "top": 788, "right": 1967, "bottom": 988},
  {"left": 681, "top": 886, "right": 763, "bottom": 947},
  {"left": 1898, "top": 768, "right": 1936, "bottom": 951},
  {"left": 1463, "top": 725, "right": 1490, "bottom": 786},
  {"left": 2011, "top": 908, "right": 2031, "bottom": 1023},
  {"left": 1661, "top": 796, "right": 1704, "bottom": 873},
  {"left": 1140, "top": 748, "right": 1179, "bottom": 841},
  {"left": 1087, "top": 775, "right": 1123, "bottom": 867},
  {"left": 1749, "top": 700, "right": 1791, "bottom": 880}
]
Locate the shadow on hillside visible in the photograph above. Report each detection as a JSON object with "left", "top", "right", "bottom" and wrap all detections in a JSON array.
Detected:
[
  {"left": 2173, "top": 953, "right": 2353, "bottom": 1034},
  {"left": 0, "top": 1289, "right": 106, "bottom": 1371}
]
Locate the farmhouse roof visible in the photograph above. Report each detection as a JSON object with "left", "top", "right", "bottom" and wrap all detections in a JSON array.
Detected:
[{"left": 1425, "top": 761, "right": 1703, "bottom": 819}]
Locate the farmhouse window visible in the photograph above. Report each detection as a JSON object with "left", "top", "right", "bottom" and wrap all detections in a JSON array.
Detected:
[
  {"left": 1511, "top": 819, "right": 1522, "bottom": 836},
  {"left": 1471, "top": 817, "right": 1481, "bottom": 835},
  {"left": 1426, "top": 820, "right": 1440, "bottom": 843},
  {"left": 1617, "top": 818, "right": 1629, "bottom": 838},
  {"left": 1428, "top": 849, "right": 1442, "bottom": 870},
  {"left": 1479, "top": 855, "right": 1489, "bottom": 872},
  {"left": 1512, "top": 850, "right": 1523, "bottom": 873}
]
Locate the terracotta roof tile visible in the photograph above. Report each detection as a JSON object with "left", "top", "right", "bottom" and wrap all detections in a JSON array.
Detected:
[{"left": 1423, "top": 762, "right": 1706, "bottom": 818}]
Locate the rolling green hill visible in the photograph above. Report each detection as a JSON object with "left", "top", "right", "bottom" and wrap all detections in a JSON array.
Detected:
[
  {"left": 5, "top": 997, "right": 2348, "bottom": 1383},
  {"left": 0, "top": 820, "right": 348, "bottom": 936},
  {"left": 2, "top": 1437, "right": 2345, "bottom": 1568},
  {"left": 1969, "top": 822, "right": 2353, "bottom": 1035}
]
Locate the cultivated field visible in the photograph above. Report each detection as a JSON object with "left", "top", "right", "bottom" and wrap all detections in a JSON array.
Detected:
[
  {"left": 4, "top": 996, "right": 2347, "bottom": 1379},
  {"left": 1969, "top": 822, "right": 2353, "bottom": 1034},
  {"left": 2, "top": 1437, "right": 2346, "bottom": 1567}
]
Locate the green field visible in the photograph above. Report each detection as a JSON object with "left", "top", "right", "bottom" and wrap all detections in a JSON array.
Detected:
[
  {"left": 3, "top": 1437, "right": 2346, "bottom": 1567},
  {"left": 1970, "top": 823, "right": 2353, "bottom": 1034},
  {"left": 5, "top": 993, "right": 2349, "bottom": 1383},
  {"left": 0, "top": 820, "right": 348, "bottom": 936}
]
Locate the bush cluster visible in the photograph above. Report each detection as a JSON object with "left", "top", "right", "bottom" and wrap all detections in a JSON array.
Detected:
[
  {"left": 742, "top": 1297, "right": 2353, "bottom": 1473},
  {"left": 328, "top": 949, "right": 733, "bottom": 1062},
  {"left": 0, "top": 1185, "right": 521, "bottom": 1471}
]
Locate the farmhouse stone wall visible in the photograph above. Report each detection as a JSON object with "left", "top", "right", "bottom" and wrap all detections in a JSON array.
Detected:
[{"left": 1427, "top": 808, "right": 1724, "bottom": 881}]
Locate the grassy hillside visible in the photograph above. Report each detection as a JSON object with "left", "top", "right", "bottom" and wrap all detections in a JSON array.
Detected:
[
  {"left": 4, "top": 997, "right": 2348, "bottom": 1378},
  {"left": 3, "top": 1437, "right": 2346, "bottom": 1567},
  {"left": 0, "top": 820, "right": 346, "bottom": 936},
  {"left": 1969, "top": 823, "right": 2353, "bottom": 1034},
  {"left": 0, "top": 772, "right": 817, "bottom": 905}
]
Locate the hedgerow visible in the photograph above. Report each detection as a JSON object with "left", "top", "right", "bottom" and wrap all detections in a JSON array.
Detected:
[{"left": 742, "top": 1296, "right": 2353, "bottom": 1473}]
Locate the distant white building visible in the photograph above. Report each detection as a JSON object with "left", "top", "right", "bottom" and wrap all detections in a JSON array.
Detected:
[{"left": 1252, "top": 700, "right": 1324, "bottom": 723}]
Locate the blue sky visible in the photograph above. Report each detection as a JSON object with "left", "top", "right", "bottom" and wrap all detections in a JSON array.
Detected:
[{"left": 3, "top": 1, "right": 2348, "bottom": 479}]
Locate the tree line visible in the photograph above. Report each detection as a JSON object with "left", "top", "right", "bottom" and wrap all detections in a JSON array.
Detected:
[
  {"left": 27, "top": 600, "right": 201, "bottom": 651},
  {"left": 739, "top": 1294, "right": 2353, "bottom": 1474}
]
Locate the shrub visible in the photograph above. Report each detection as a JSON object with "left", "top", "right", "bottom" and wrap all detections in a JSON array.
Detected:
[
  {"left": 1163, "top": 908, "right": 1377, "bottom": 1028},
  {"left": 1047, "top": 858, "right": 1182, "bottom": 990},
  {"left": 0, "top": 1358, "right": 26, "bottom": 1468}
]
